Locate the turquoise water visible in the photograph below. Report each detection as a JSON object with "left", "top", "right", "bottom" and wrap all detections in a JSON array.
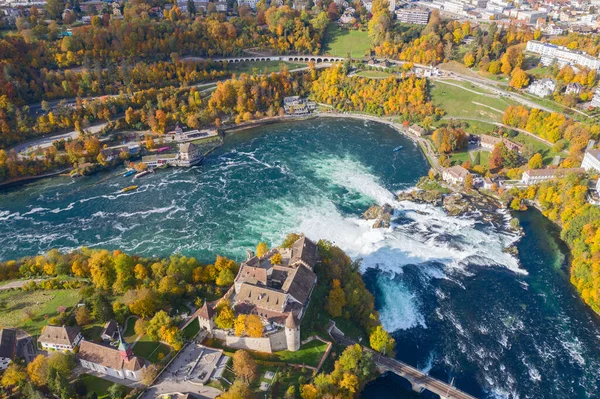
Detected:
[{"left": 0, "top": 119, "right": 599, "bottom": 398}]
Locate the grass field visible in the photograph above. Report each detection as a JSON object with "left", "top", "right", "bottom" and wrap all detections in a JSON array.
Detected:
[
  {"left": 355, "top": 70, "right": 394, "bottom": 79},
  {"left": 0, "top": 289, "right": 80, "bottom": 334},
  {"left": 123, "top": 317, "right": 138, "bottom": 343},
  {"left": 132, "top": 335, "right": 171, "bottom": 363},
  {"left": 431, "top": 80, "right": 517, "bottom": 122},
  {"left": 323, "top": 24, "right": 371, "bottom": 58},
  {"left": 448, "top": 150, "right": 471, "bottom": 166},
  {"left": 227, "top": 61, "right": 305, "bottom": 75},
  {"left": 272, "top": 339, "right": 328, "bottom": 367},
  {"left": 78, "top": 374, "right": 131, "bottom": 399},
  {"left": 182, "top": 318, "right": 200, "bottom": 340}
]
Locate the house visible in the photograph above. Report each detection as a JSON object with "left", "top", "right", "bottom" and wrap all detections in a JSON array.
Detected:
[
  {"left": 78, "top": 337, "right": 145, "bottom": 381},
  {"left": 566, "top": 82, "right": 583, "bottom": 95},
  {"left": 527, "top": 79, "right": 556, "bottom": 98},
  {"left": 526, "top": 40, "right": 600, "bottom": 70},
  {"left": 581, "top": 149, "right": 600, "bottom": 172},
  {"left": 216, "top": 1, "right": 227, "bottom": 11},
  {"left": 591, "top": 87, "right": 600, "bottom": 108},
  {"left": 0, "top": 329, "right": 17, "bottom": 371},
  {"left": 38, "top": 325, "right": 83, "bottom": 352},
  {"left": 142, "top": 142, "right": 203, "bottom": 168},
  {"left": 283, "top": 96, "right": 315, "bottom": 115},
  {"left": 480, "top": 134, "right": 502, "bottom": 150},
  {"left": 408, "top": 124, "right": 427, "bottom": 137},
  {"left": 442, "top": 165, "right": 470, "bottom": 185},
  {"left": 395, "top": 9, "right": 430, "bottom": 25},
  {"left": 194, "top": 236, "right": 318, "bottom": 352},
  {"left": 482, "top": 177, "right": 494, "bottom": 190},
  {"left": 100, "top": 320, "right": 119, "bottom": 341},
  {"left": 521, "top": 168, "right": 585, "bottom": 185}
]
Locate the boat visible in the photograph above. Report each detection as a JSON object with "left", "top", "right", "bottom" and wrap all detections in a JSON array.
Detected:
[
  {"left": 393, "top": 146, "right": 403, "bottom": 152},
  {"left": 134, "top": 170, "right": 152, "bottom": 179},
  {"left": 121, "top": 185, "right": 138, "bottom": 193},
  {"left": 123, "top": 170, "right": 135, "bottom": 177}
]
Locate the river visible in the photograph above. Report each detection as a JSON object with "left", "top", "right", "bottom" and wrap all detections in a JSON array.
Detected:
[{"left": 0, "top": 118, "right": 599, "bottom": 398}]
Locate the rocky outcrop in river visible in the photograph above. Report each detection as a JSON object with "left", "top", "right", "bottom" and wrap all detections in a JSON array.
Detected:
[{"left": 363, "top": 204, "right": 393, "bottom": 228}]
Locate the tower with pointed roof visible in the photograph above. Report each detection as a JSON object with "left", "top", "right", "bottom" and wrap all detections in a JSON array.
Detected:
[
  {"left": 117, "top": 328, "right": 133, "bottom": 360},
  {"left": 197, "top": 302, "right": 215, "bottom": 334},
  {"left": 284, "top": 313, "right": 300, "bottom": 352}
]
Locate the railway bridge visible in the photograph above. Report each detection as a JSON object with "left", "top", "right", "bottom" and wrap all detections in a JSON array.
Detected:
[
  {"left": 330, "top": 326, "right": 478, "bottom": 399},
  {"left": 212, "top": 55, "right": 346, "bottom": 64}
]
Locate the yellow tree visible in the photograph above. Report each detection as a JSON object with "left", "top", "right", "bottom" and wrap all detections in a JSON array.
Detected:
[
  {"left": 463, "top": 52, "right": 475, "bottom": 68},
  {"left": 27, "top": 355, "right": 49, "bottom": 387},
  {"left": 256, "top": 242, "right": 269, "bottom": 258},
  {"left": 509, "top": 67, "right": 530, "bottom": 89},
  {"left": 245, "top": 314, "right": 264, "bottom": 338},
  {"left": 527, "top": 153, "right": 543, "bottom": 169},
  {"left": 234, "top": 314, "right": 247, "bottom": 336}
]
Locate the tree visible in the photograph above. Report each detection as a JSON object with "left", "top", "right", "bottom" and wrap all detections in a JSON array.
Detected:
[
  {"left": 232, "top": 350, "right": 257, "bottom": 383},
  {"left": 216, "top": 268, "right": 235, "bottom": 286},
  {"left": 146, "top": 311, "right": 172, "bottom": 341},
  {"left": 187, "top": 0, "right": 196, "bottom": 15},
  {"left": 325, "top": 279, "right": 347, "bottom": 318},
  {"left": 509, "top": 67, "right": 530, "bottom": 89},
  {"left": 27, "top": 355, "right": 49, "bottom": 387},
  {"left": 1, "top": 363, "right": 27, "bottom": 390},
  {"left": 256, "top": 242, "right": 269, "bottom": 258},
  {"left": 215, "top": 301, "right": 235, "bottom": 329},
  {"left": 218, "top": 380, "right": 252, "bottom": 399},
  {"left": 463, "top": 52, "right": 475, "bottom": 68},
  {"left": 47, "top": 352, "right": 75, "bottom": 376},
  {"left": 489, "top": 144, "right": 503, "bottom": 170},
  {"left": 245, "top": 314, "right": 263, "bottom": 338},
  {"left": 528, "top": 153, "right": 543, "bottom": 169},
  {"left": 45, "top": 0, "right": 65, "bottom": 20},
  {"left": 234, "top": 314, "right": 246, "bottom": 336},
  {"left": 369, "top": 326, "right": 396, "bottom": 355},
  {"left": 464, "top": 173, "right": 473, "bottom": 190},
  {"left": 270, "top": 252, "right": 283, "bottom": 265},
  {"left": 92, "top": 294, "right": 115, "bottom": 322},
  {"left": 134, "top": 318, "right": 148, "bottom": 336},
  {"left": 108, "top": 383, "right": 127, "bottom": 399},
  {"left": 75, "top": 306, "right": 92, "bottom": 326}
]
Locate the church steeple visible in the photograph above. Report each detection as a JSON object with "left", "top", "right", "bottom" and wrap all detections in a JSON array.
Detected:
[{"left": 117, "top": 326, "right": 132, "bottom": 360}]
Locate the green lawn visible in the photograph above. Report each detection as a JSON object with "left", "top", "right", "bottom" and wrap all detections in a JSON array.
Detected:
[
  {"left": 132, "top": 335, "right": 171, "bottom": 363},
  {"left": 273, "top": 339, "right": 328, "bottom": 368},
  {"left": 323, "top": 24, "right": 371, "bottom": 58},
  {"left": 183, "top": 318, "right": 200, "bottom": 340},
  {"left": 82, "top": 324, "right": 104, "bottom": 342},
  {"left": 123, "top": 317, "right": 138, "bottom": 343},
  {"left": 448, "top": 150, "right": 471, "bottom": 166},
  {"left": 78, "top": 374, "right": 131, "bottom": 399},
  {"left": 227, "top": 61, "right": 305, "bottom": 75},
  {"left": 355, "top": 70, "right": 394, "bottom": 79},
  {"left": 0, "top": 289, "right": 81, "bottom": 334},
  {"left": 431, "top": 80, "right": 517, "bottom": 122}
]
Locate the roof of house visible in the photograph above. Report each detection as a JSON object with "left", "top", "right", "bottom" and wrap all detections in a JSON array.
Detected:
[
  {"left": 101, "top": 320, "right": 118, "bottom": 338},
  {"left": 281, "top": 264, "right": 317, "bottom": 305},
  {"left": 237, "top": 283, "right": 287, "bottom": 313},
  {"left": 444, "top": 165, "right": 470, "bottom": 180},
  {"left": 38, "top": 325, "right": 81, "bottom": 346},
  {"left": 524, "top": 167, "right": 585, "bottom": 177},
  {"left": 480, "top": 134, "right": 502, "bottom": 146},
  {"left": 180, "top": 142, "right": 196, "bottom": 153},
  {"left": 0, "top": 329, "right": 17, "bottom": 359},
  {"left": 79, "top": 341, "right": 144, "bottom": 372},
  {"left": 285, "top": 312, "right": 299, "bottom": 329},
  {"left": 586, "top": 149, "right": 600, "bottom": 159},
  {"left": 290, "top": 236, "right": 318, "bottom": 267},
  {"left": 197, "top": 302, "right": 215, "bottom": 320}
]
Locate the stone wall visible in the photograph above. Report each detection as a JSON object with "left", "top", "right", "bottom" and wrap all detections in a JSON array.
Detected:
[
  {"left": 211, "top": 329, "right": 289, "bottom": 353},
  {"left": 269, "top": 330, "right": 288, "bottom": 352}
]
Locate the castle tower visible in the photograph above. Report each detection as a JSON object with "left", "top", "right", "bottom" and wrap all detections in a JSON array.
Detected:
[
  {"left": 197, "top": 302, "right": 215, "bottom": 334},
  {"left": 285, "top": 313, "right": 300, "bottom": 352}
]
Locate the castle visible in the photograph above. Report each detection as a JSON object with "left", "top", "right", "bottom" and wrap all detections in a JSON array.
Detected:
[{"left": 193, "top": 235, "right": 318, "bottom": 353}]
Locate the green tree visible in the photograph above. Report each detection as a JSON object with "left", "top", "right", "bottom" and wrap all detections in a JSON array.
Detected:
[
  {"left": 325, "top": 279, "right": 347, "bottom": 318},
  {"left": 108, "top": 383, "right": 127, "bottom": 399},
  {"left": 45, "top": 0, "right": 65, "bottom": 20},
  {"left": 92, "top": 294, "right": 115, "bottom": 323}
]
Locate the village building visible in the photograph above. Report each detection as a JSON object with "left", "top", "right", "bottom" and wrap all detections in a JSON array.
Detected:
[
  {"left": 479, "top": 134, "right": 523, "bottom": 153},
  {"left": 521, "top": 168, "right": 585, "bottom": 185},
  {"left": 0, "top": 329, "right": 17, "bottom": 371},
  {"left": 192, "top": 236, "right": 318, "bottom": 353},
  {"left": 526, "top": 40, "right": 600, "bottom": 70},
  {"left": 566, "top": 82, "right": 583, "bottom": 95},
  {"left": 283, "top": 96, "right": 316, "bottom": 115},
  {"left": 408, "top": 124, "right": 427, "bottom": 137},
  {"left": 581, "top": 149, "right": 600, "bottom": 172},
  {"left": 442, "top": 165, "right": 471, "bottom": 185},
  {"left": 591, "top": 87, "right": 600, "bottom": 108},
  {"left": 395, "top": 9, "right": 430, "bottom": 25},
  {"left": 142, "top": 142, "right": 203, "bottom": 168},
  {"left": 367, "top": 57, "right": 390, "bottom": 69},
  {"left": 38, "top": 325, "right": 83, "bottom": 352},
  {"left": 101, "top": 320, "right": 119, "bottom": 341},
  {"left": 527, "top": 78, "right": 556, "bottom": 98},
  {"left": 78, "top": 336, "right": 145, "bottom": 381}
]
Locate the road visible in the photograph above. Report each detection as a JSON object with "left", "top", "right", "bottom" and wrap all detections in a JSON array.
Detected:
[
  {"left": 12, "top": 122, "right": 109, "bottom": 156},
  {"left": 0, "top": 278, "right": 45, "bottom": 290}
]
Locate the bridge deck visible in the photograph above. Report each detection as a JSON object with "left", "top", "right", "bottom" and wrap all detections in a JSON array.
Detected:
[{"left": 330, "top": 330, "right": 477, "bottom": 399}]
